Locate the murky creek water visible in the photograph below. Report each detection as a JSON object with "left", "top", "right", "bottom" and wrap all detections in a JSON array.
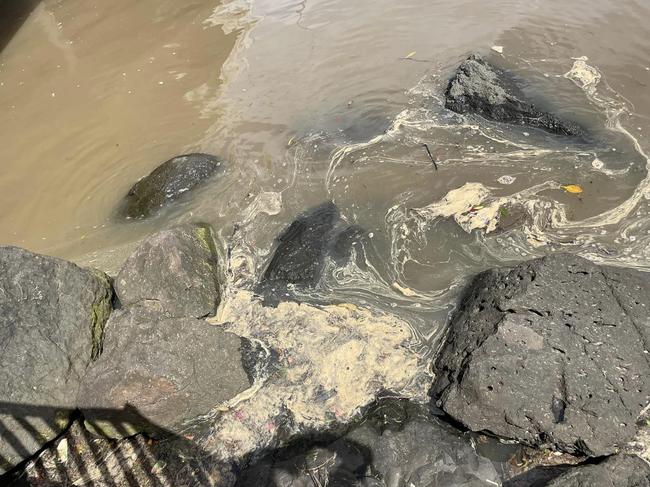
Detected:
[{"left": 2, "top": 0, "right": 650, "bottom": 353}]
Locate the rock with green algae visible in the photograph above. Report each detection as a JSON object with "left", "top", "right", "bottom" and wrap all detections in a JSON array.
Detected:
[
  {"left": 114, "top": 223, "right": 222, "bottom": 319},
  {"left": 0, "top": 246, "right": 113, "bottom": 474},
  {"left": 78, "top": 223, "right": 252, "bottom": 439},
  {"left": 118, "top": 153, "right": 223, "bottom": 220},
  {"left": 76, "top": 306, "right": 251, "bottom": 438}
]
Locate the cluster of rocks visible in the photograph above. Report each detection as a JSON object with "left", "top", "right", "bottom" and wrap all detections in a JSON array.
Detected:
[
  {"left": 3, "top": 208, "right": 649, "bottom": 486},
  {"left": 0, "top": 223, "right": 251, "bottom": 479},
  {"left": 2, "top": 54, "right": 649, "bottom": 486}
]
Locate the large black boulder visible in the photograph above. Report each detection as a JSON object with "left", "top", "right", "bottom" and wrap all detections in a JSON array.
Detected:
[
  {"left": 431, "top": 253, "right": 650, "bottom": 457},
  {"left": 119, "top": 153, "right": 222, "bottom": 219},
  {"left": 445, "top": 54, "right": 581, "bottom": 136},
  {"left": 0, "top": 247, "right": 113, "bottom": 473}
]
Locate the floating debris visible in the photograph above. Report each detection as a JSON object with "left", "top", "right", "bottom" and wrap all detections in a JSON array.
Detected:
[
  {"left": 561, "top": 184, "right": 584, "bottom": 194},
  {"left": 498, "top": 175, "right": 516, "bottom": 185}
]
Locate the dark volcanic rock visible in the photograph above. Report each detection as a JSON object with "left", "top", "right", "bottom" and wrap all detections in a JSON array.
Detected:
[
  {"left": 77, "top": 307, "right": 251, "bottom": 438},
  {"left": 115, "top": 224, "right": 221, "bottom": 319},
  {"left": 543, "top": 454, "right": 650, "bottom": 487},
  {"left": 120, "top": 153, "right": 222, "bottom": 219},
  {"left": 0, "top": 247, "right": 112, "bottom": 473},
  {"left": 445, "top": 54, "right": 581, "bottom": 136},
  {"left": 505, "top": 454, "right": 650, "bottom": 487},
  {"left": 261, "top": 201, "right": 339, "bottom": 287},
  {"left": 431, "top": 253, "right": 650, "bottom": 457},
  {"left": 257, "top": 201, "right": 368, "bottom": 304}
]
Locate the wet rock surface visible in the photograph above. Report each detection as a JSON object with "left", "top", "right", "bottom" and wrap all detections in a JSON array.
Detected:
[
  {"left": 115, "top": 224, "right": 222, "bottom": 319},
  {"left": 77, "top": 307, "right": 251, "bottom": 438},
  {"left": 544, "top": 454, "right": 650, "bottom": 486},
  {"left": 119, "top": 153, "right": 222, "bottom": 219},
  {"left": 506, "top": 454, "right": 650, "bottom": 487},
  {"left": 77, "top": 223, "right": 250, "bottom": 438},
  {"left": 257, "top": 201, "right": 368, "bottom": 305},
  {"left": 0, "top": 247, "right": 113, "bottom": 474},
  {"left": 445, "top": 54, "right": 581, "bottom": 136},
  {"left": 432, "top": 253, "right": 650, "bottom": 457},
  {"left": 237, "top": 401, "right": 500, "bottom": 487}
]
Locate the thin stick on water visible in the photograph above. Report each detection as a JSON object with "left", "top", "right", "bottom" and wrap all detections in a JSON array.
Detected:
[{"left": 422, "top": 143, "right": 438, "bottom": 170}]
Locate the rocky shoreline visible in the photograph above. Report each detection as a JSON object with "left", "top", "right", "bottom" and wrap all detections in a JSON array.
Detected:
[
  {"left": 2, "top": 223, "right": 649, "bottom": 486},
  {"left": 2, "top": 53, "right": 650, "bottom": 486}
]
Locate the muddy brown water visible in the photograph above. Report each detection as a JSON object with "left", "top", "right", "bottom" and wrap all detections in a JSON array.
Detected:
[{"left": 2, "top": 0, "right": 650, "bottom": 347}]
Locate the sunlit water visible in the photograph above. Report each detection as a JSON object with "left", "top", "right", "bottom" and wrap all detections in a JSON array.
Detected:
[{"left": 2, "top": 0, "right": 650, "bottom": 354}]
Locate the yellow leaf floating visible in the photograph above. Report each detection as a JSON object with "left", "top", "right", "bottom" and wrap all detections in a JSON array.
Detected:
[
  {"left": 405, "top": 51, "right": 416, "bottom": 59},
  {"left": 561, "top": 184, "right": 583, "bottom": 194}
]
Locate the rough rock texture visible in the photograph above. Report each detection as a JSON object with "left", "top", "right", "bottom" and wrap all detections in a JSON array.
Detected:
[
  {"left": 120, "top": 153, "right": 222, "bottom": 219},
  {"left": 545, "top": 454, "right": 650, "bottom": 487},
  {"left": 77, "top": 307, "right": 251, "bottom": 438},
  {"left": 505, "top": 454, "right": 650, "bottom": 487},
  {"left": 445, "top": 54, "right": 581, "bottom": 136},
  {"left": 432, "top": 253, "right": 650, "bottom": 457},
  {"left": 0, "top": 247, "right": 112, "bottom": 474},
  {"left": 115, "top": 224, "right": 221, "bottom": 319},
  {"left": 257, "top": 201, "right": 368, "bottom": 305},
  {"left": 237, "top": 402, "right": 500, "bottom": 487}
]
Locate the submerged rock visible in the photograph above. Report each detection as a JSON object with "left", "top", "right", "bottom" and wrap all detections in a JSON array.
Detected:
[
  {"left": 77, "top": 307, "right": 251, "bottom": 438},
  {"left": 119, "top": 153, "right": 222, "bottom": 219},
  {"left": 445, "top": 54, "right": 581, "bottom": 136},
  {"left": 115, "top": 224, "right": 222, "bottom": 319},
  {"left": 0, "top": 247, "right": 112, "bottom": 473},
  {"left": 237, "top": 401, "right": 500, "bottom": 487},
  {"left": 431, "top": 253, "right": 650, "bottom": 457}
]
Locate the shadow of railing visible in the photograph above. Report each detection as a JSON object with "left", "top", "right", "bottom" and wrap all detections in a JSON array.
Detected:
[
  {"left": 0, "top": 0, "right": 41, "bottom": 53},
  {"left": 0, "top": 401, "right": 214, "bottom": 486}
]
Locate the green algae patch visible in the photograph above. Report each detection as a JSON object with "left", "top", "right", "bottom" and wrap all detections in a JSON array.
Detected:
[{"left": 88, "top": 270, "right": 113, "bottom": 361}]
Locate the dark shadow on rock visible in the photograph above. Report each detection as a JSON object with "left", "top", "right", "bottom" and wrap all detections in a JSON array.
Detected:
[
  {"left": 0, "top": 401, "right": 215, "bottom": 486},
  {"left": 235, "top": 430, "right": 375, "bottom": 487},
  {"left": 0, "top": 0, "right": 40, "bottom": 53},
  {"left": 236, "top": 398, "right": 506, "bottom": 487}
]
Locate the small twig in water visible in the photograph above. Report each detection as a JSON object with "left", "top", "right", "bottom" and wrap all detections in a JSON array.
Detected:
[{"left": 422, "top": 143, "right": 438, "bottom": 170}]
